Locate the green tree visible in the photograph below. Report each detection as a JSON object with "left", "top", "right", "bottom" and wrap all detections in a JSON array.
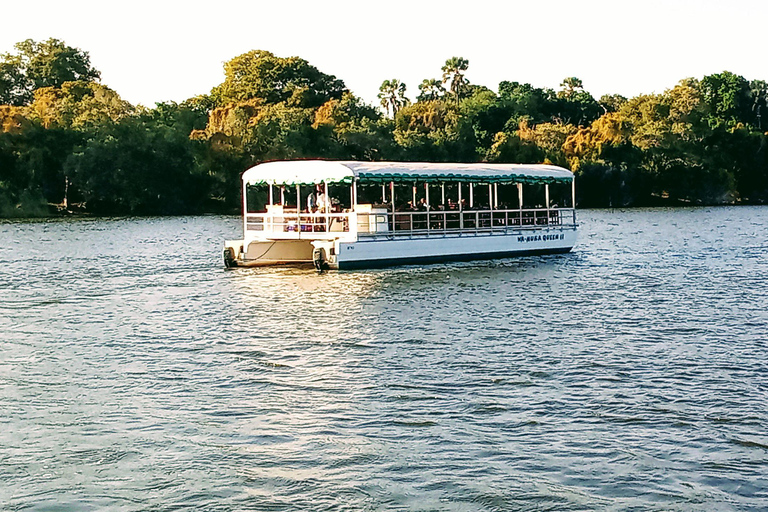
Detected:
[
  {"left": 210, "top": 50, "right": 346, "bottom": 108},
  {"left": 441, "top": 57, "right": 469, "bottom": 102},
  {"left": 558, "top": 77, "right": 584, "bottom": 99},
  {"left": 486, "top": 131, "right": 544, "bottom": 163},
  {"left": 749, "top": 80, "right": 767, "bottom": 130},
  {"left": 554, "top": 77, "right": 601, "bottom": 126},
  {"left": 66, "top": 115, "right": 209, "bottom": 215},
  {"left": 458, "top": 88, "right": 507, "bottom": 155},
  {"left": 417, "top": 78, "right": 445, "bottom": 102},
  {"left": 0, "top": 38, "right": 100, "bottom": 106},
  {"left": 599, "top": 94, "right": 628, "bottom": 113},
  {"left": 312, "top": 92, "right": 393, "bottom": 160},
  {"left": 378, "top": 79, "right": 408, "bottom": 118},
  {"left": 497, "top": 81, "right": 559, "bottom": 126},
  {"left": 27, "top": 81, "right": 133, "bottom": 129},
  {"left": 700, "top": 71, "right": 752, "bottom": 128}
]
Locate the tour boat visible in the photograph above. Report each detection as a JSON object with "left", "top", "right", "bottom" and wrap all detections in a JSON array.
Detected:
[{"left": 223, "top": 160, "right": 578, "bottom": 270}]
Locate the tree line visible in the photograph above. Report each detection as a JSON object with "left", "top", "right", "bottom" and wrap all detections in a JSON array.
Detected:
[{"left": 1, "top": 38, "right": 767, "bottom": 217}]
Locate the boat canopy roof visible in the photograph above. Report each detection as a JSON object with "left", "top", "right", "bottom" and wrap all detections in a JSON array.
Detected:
[{"left": 242, "top": 160, "right": 573, "bottom": 186}]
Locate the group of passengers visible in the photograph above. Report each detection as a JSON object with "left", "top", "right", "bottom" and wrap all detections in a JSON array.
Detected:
[
  {"left": 305, "top": 186, "right": 339, "bottom": 213},
  {"left": 395, "top": 198, "right": 469, "bottom": 212}
]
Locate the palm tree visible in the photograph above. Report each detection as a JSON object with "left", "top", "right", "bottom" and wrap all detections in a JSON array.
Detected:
[
  {"left": 378, "top": 79, "right": 408, "bottom": 117},
  {"left": 417, "top": 78, "right": 445, "bottom": 102},
  {"left": 441, "top": 57, "right": 469, "bottom": 103},
  {"left": 558, "top": 77, "right": 584, "bottom": 99}
]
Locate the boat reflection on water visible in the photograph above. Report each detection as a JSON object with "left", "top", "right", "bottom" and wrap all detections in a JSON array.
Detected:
[
  {"left": 222, "top": 265, "right": 385, "bottom": 347},
  {"left": 222, "top": 250, "right": 577, "bottom": 349}
]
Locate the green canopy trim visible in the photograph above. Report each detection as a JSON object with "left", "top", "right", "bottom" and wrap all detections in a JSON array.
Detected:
[{"left": 242, "top": 160, "right": 574, "bottom": 186}]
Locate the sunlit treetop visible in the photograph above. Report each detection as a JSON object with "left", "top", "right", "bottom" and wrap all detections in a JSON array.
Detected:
[
  {"left": 210, "top": 50, "right": 347, "bottom": 109},
  {"left": 0, "top": 38, "right": 100, "bottom": 106}
]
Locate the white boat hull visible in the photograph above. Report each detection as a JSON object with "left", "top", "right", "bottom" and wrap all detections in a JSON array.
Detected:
[
  {"left": 330, "top": 227, "right": 577, "bottom": 269},
  {"left": 226, "top": 227, "right": 576, "bottom": 269}
]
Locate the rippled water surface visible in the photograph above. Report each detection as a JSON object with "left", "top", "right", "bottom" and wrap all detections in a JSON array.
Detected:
[{"left": 1, "top": 208, "right": 767, "bottom": 511}]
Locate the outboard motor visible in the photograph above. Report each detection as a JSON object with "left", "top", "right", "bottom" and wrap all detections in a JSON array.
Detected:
[
  {"left": 312, "top": 246, "right": 330, "bottom": 272},
  {"left": 223, "top": 247, "right": 237, "bottom": 268}
]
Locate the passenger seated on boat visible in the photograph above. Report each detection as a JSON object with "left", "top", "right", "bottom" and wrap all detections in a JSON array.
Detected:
[
  {"left": 412, "top": 199, "right": 429, "bottom": 229},
  {"left": 317, "top": 190, "right": 329, "bottom": 212},
  {"left": 306, "top": 190, "right": 317, "bottom": 213},
  {"left": 395, "top": 203, "right": 413, "bottom": 230}
]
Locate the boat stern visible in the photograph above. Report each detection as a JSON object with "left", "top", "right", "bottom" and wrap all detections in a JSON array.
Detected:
[
  {"left": 223, "top": 239, "right": 244, "bottom": 268},
  {"left": 311, "top": 240, "right": 339, "bottom": 271}
]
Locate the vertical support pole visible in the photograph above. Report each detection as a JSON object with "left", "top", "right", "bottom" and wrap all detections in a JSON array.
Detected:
[
  {"left": 469, "top": 183, "right": 474, "bottom": 208},
  {"left": 382, "top": 184, "right": 386, "bottom": 203},
  {"left": 269, "top": 184, "right": 273, "bottom": 205},
  {"left": 280, "top": 186, "right": 285, "bottom": 205},
  {"left": 353, "top": 180, "right": 358, "bottom": 210},
  {"left": 296, "top": 184, "right": 301, "bottom": 239},
  {"left": 518, "top": 183, "right": 523, "bottom": 225},
  {"left": 571, "top": 177, "right": 577, "bottom": 226},
  {"left": 391, "top": 181, "right": 396, "bottom": 232},
  {"left": 458, "top": 183, "right": 463, "bottom": 230},
  {"left": 571, "top": 178, "right": 576, "bottom": 209},
  {"left": 412, "top": 184, "right": 416, "bottom": 207},
  {"left": 489, "top": 184, "right": 494, "bottom": 210},
  {"left": 441, "top": 183, "right": 445, "bottom": 205},
  {"left": 545, "top": 183, "right": 550, "bottom": 226},
  {"left": 425, "top": 183, "right": 430, "bottom": 233},
  {"left": 489, "top": 183, "right": 494, "bottom": 228},
  {"left": 324, "top": 181, "right": 330, "bottom": 232},
  {"left": 242, "top": 181, "right": 248, "bottom": 239}
]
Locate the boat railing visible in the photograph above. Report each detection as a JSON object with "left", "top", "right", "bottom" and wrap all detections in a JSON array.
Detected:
[
  {"left": 361, "top": 207, "right": 576, "bottom": 237},
  {"left": 245, "top": 212, "right": 356, "bottom": 239},
  {"left": 245, "top": 208, "right": 575, "bottom": 239}
]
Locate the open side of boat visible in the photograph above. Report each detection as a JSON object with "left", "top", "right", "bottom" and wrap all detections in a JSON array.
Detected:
[{"left": 224, "top": 160, "right": 578, "bottom": 270}]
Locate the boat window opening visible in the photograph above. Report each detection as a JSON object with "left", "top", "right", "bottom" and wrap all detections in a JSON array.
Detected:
[
  {"left": 282, "top": 186, "right": 296, "bottom": 209},
  {"left": 442, "top": 183, "right": 460, "bottom": 210},
  {"left": 356, "top": 183, "right": 388, "bottom": 207},
  {"left": 548, "top": 182, "right": 571, "bottom": 208},
  {"left": 326, "top": 183, "right": 351, "bottom": 212},
  {"left": 392, "top": 183, "right": 414, "bottom": 210},
  {"left": 246, "top": 184, "right": 268, "bottom": 213},
  {"left": 302, "top": 184, "right": 321, "bottom": 212},
  {"left": 471, "top": 183, "right": 492, "bottom": 210},
  {"left": 523, "top": 183, "right": 546, "bottom": 209},
  {"left": 495, "top": 183, "right": 521, "bottom": 209}
]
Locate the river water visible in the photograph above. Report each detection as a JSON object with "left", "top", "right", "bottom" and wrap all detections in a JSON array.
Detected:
[{"left": 1, "top": 207, "right": 767, "bottom": 511}]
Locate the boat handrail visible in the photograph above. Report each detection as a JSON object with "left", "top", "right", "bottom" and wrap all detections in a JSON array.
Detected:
[{"left": 244, "top": 207, "right": 575, "bottom": 239}]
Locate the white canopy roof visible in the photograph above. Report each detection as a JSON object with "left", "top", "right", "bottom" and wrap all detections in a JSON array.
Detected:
[{"left": 242, "top": 160, "right": 573, "bottom": 186}]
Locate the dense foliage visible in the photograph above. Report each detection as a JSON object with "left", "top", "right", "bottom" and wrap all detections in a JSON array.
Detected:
[{"left": 1, "top": 39, "right": 767, "bottom": 217}]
